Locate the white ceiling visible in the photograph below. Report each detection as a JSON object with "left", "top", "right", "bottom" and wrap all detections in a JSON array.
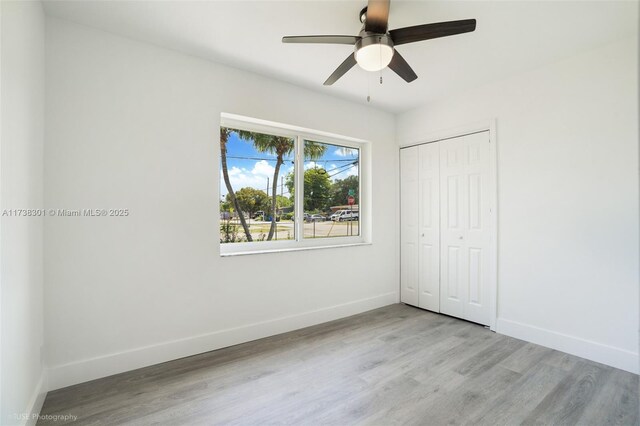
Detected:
[{"left": 42, "top": 0, "right": 637, "bottom": 113}]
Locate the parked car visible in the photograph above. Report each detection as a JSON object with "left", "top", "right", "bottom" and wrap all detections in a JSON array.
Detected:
[
  {"left": 253, "top": 211, "right": 265, "bottom": 220},
  {"left": 331, "top": 210, "right": 359, "bottom": 222},
  {"left": 294, "top": 213, "right": 311, "bottom": 223},
  {"left": 309, "top": 214, "right": 326, "bottom": 222}
]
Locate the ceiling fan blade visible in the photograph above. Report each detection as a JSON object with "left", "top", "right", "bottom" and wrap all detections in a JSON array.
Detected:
[
  {"left": 364, "top": 0, "right": 390, "bottom": 34},
  {"left": 389, "top": 19, "right": 476, "bottom": 46},
  {"left": 388, "top": 50, "right": 417, "bottom": 83},
  {"left": 282, "top": 35, "right": 360, "bottom": 45},
  {"left": 324, "top": 53, "right": 357, "bottom": 86}
]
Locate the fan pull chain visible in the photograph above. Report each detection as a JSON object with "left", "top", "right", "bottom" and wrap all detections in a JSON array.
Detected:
[
  {"left": 379, "top": 41, "right": 383, "bottom": 75},
  {"left": 379, "top": 43, "right": 384, "bottom": 85},
  {"left": 367, "top": 72, "right": 371, "bottom": 102}
]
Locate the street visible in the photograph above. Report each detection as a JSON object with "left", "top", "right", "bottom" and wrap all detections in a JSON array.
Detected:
[{"left": 221, "top": 219, "right": 360, "bottom": 241}]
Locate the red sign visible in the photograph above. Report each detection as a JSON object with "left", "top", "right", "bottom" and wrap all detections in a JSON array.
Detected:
[{"left": 347, "top": 196, "right": 355, "bottom": 206}]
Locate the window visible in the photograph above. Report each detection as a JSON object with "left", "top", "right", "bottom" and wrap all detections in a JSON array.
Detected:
[
  {"left": 219, "top": 114, "right": 367, "bottom": 255},
  {"left": 219, "top": 127, "right": 296, "bottom": 244},
  {"left": 302, "top": 140, "right": 359, "bottom": 239}
]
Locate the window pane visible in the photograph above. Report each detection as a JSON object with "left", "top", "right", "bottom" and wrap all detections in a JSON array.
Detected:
[
  {"left": 219, "top": 127, "right": 295, "bottom": 243},
  {"left": 303, "top": 140, "right": 359, "bottom": 239}
]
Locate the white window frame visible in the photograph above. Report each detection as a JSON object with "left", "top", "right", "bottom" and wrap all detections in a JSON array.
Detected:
[{"left": 219, "top": 113, "right": 370, "bottom": 256}]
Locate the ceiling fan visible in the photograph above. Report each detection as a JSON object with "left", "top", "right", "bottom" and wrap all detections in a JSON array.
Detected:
[{"left": 282, "top": 0, "right": 476, "bottom": 85}]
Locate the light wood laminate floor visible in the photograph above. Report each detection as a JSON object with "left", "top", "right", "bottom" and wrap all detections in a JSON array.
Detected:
[{"left": 39, "top": 304, "right": 639, "bottom": 425}]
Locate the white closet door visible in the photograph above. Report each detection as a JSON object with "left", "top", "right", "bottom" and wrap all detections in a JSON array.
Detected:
[
  {"left": 439, "top": 131, "right": 491, "bottom": 325},
  {"left": 400, "top": 147, "right": 419, "bottom": 306},
  {"left": 418, "top": 143, "right": 440, "bottom": 311}
]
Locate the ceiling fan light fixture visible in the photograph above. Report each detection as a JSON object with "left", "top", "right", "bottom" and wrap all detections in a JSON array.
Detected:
[{"left": 354, "top": 35, "right": 394, "bottom": 72}]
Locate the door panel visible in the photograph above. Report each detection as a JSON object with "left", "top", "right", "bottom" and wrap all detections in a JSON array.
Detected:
[
  {"left": 446, "top": 177, "right": 457, "bottom": 228},
  {"left": 468, "top": 247, "right": 482, "bottom": 305},
  {"left": 418, "top": 143, "right": 440, "bottom": 311},
  {"left": 440, "top": 138, "right": 466, "bottom": 317},
  {"left": 469, "top": 174, "right": 481, "bottom": 229},
  {"left": 439, "top": 131, "right": 491, "bottom": 325},
  {"left": 446, "top": 246, "right": 460, "bottom": 300},
  {"left": 400, "top": 147, "right": 419, "bottom": 306},
  {"left": 462, "top": 133, "right": 492, "bottom": 325}
]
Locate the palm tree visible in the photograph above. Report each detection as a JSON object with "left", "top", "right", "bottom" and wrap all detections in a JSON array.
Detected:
[
  {"left": 236, "top": 131, "right": 292, "bottom": 241},
  {"left": 220, "top": 128, "right": 252, "bottom": 241},
  {"left": 304, "top": 140, "right": 329, "bottom": 164},
  {"left": 235, "top": 131, "right": 327, "bottom": 241}
]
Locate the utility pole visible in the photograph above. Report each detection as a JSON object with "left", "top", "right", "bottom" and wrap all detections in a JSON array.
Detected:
[{"left": 276, "top": 176, "right": 284, "bottom": 240}]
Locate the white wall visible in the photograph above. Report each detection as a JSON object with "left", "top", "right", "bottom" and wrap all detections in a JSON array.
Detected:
[
  {"left": 1, "top": 1, "right": 47, "bottom": 424},
  {"left": 397, "top": 36, "right": 639, "bottom": 373},
  {"left": 44, "top": 17, "right": 398, "bottom": 390}
]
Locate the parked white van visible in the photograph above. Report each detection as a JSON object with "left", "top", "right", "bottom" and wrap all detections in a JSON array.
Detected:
[{"left": 330, "top": 210, "right": 359, "bottom": 222}]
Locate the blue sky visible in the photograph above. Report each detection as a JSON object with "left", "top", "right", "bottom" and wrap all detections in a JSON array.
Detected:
[{"left": 220, "top": 131, "right": 358, "bottom": 198}]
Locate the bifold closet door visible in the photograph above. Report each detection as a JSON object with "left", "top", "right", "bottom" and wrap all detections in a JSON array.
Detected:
[
  {"left": 417, "top": 143, "right": 440, "bottom": 311},
  {"left": 439, "top": 131, "right": 491, "bottom": 325},
  {"left": 400, "top": 147, "right": 419, "bottom": 306},
  {"left": 400, "top": 144, "right": 440, "bottom": 312}
]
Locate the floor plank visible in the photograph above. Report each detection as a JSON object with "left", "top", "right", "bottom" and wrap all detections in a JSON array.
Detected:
[{"left": 38, "top": 304, "right": 639, "bottom": 426}]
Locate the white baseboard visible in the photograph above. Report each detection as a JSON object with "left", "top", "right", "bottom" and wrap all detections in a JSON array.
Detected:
[
  {"left": 23, "top": 370, "right": 48, "bottom": 426},
  {"left": 496, "top": 318, "right": 639, "bottom": 374},
  {"left": 48, "top": 292, "right": 398, "bottom": 391}
]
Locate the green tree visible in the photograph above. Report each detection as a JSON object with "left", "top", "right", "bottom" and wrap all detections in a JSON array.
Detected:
[
  {"left": 285, "top": 171, "right": 295, "bottom": 203},
  {"left": 329, "top": 175, "right": 359, "bottom": 207},
  {"left": 286, "top": 168, "right": 332, "bottom": 212},
  {"left": 305, "top": 168, "right": 332, "bottom": 211},
  {"left": 220, "top": 128, "right": 252, "bottom": 241},
  {"left": 276, "top": 195, "right": 292, "bottom": 209},
  {"left": 229, "top": 187, "right": 270, "bottom": 219},
  {"left": 220, "top": 198, "right": 232, "bottom": 214}
]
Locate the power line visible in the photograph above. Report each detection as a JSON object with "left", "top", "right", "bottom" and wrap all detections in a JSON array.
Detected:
[
  {"left": 307, "top": 158, "right": 358, "bottom": 163},
  {"left": 327, "top": 161, "right": 358, "bottom": 179},
  {"left": 226, "top": 156, "right": 357, "bottom": 163}
]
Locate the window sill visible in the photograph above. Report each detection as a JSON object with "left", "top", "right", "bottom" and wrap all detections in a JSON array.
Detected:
[{"left": 220, "top": 241, "right": 372, "bottom": 257}]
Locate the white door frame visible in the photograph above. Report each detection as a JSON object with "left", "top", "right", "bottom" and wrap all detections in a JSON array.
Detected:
[{"left": 399, "top": 119, "right": 498, "bottom": 331}]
